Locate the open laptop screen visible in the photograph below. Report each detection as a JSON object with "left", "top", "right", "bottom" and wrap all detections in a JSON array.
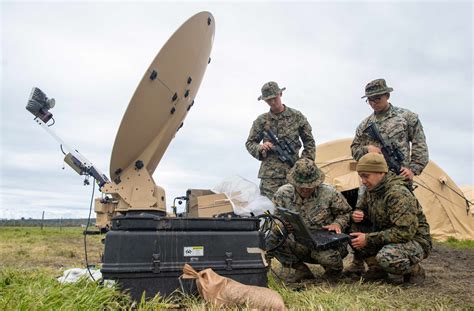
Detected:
[{"left": 276, "top": 207, "right": 351, "bottom": 250}]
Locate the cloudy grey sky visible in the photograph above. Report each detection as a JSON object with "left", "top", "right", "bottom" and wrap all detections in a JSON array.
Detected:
[{"left": 1, "top": 1, "right": 472, "bottom": 219}]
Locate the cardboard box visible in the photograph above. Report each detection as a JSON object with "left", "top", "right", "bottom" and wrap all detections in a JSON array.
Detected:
[
  {"left": 188, "top": 192, "right": 234, "bottom": 217},
  {"left": 186, "top": 189, "right": 215, "bottom": 214}
]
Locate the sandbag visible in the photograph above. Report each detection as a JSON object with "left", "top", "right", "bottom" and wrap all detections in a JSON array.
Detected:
[{"left": 182, "top": 264, "right": 287, "bottom": 310}]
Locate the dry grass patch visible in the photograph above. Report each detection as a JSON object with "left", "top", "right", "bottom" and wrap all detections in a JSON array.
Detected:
[
  {"left": 0, "top": 227, "right": 103, "bottom": 269},
  {"left": 1, "top": 227, "right": 473, "bottom": 310}
]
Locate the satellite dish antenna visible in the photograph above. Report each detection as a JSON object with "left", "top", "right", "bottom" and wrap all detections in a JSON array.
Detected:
[
  {"left": 26, "top": 12, "right": 215, "bottom": 226},
  {"left": 110, "top": 12, "right": 214, "bottom": 181},
  {"left": 102, "top": 11, "right": 215, "bottom": 214}
]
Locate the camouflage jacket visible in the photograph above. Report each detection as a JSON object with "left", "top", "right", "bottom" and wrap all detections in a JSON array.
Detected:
[
  {"left": 351, "top": 104, "right": 429, "bottom": 175},
  {"left": 357, "top": 172, "right": 432, "bottom": 253},
  {"left": 273, "top": 183, "right": 352, "bottom": 231},
  {"left": 245, "top": 106, "right": 315, "bottom": 179}
]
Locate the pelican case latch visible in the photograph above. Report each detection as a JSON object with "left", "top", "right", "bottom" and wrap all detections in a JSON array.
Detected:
[
  {"left": 152, "top": 253, "right": 161, "bottom": 273},
  {"left": 225, "top": 252, "right": 233, "bottom": 271}
]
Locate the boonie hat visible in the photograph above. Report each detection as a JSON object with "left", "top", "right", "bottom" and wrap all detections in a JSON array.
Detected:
[
  {"left": 356, "top": 153, "right": 388, "bottom": 173},
  {"left": 287, "top": 158, "right": 325, "bottom": 188},
  {"left": 258, "top": 81, "right": 286, "bottom": 101},
  {"left": 361, "top": 79, "right": 394, "bottom": 99}
]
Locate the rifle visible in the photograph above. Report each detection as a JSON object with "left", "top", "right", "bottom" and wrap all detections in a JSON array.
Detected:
[
  {"left": 263, "top": 128, "right": 296, "bottom": 167},
  {"left": 365, "top": 122, "right": 405, "bottom": 174}
]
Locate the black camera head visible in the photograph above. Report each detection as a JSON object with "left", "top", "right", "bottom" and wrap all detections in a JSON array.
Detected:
[{"left": 26, "top": 87, "right": 55, "bottom": 122}]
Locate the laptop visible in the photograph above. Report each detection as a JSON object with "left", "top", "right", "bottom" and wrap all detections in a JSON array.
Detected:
[{"left": 276, "top": 207, "right": 351, "bottom": 251}]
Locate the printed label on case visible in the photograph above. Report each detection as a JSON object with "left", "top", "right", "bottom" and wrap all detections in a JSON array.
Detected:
[{"left": 184, "top": 246, "right": 204, "bottom": 257}]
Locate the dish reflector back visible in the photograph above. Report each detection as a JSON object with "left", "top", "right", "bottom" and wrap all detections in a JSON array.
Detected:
[{"left": 110, "top": 12, "right": 215, "bottom": 180}]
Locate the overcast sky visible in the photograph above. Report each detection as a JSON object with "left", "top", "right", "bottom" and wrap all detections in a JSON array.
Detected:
[{"left": 1, "top": 1, "right": 472, "bottom": 219}]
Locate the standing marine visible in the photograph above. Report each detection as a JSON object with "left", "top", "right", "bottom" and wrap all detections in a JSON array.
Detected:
[
  {"left": 350, "top": 153, "right": 432, "bottom": 285},
  {"left": 245, "top": 81, "right": 315, "bottom": 199},
  {"left": 351, "top": 78, "right": 429, "bottom": 181},
  {"left": 269, "top": 158, "right": 352, "bottom": 282},
  {"left": 347, "top": 78, "right": 429, "bottom": 275}
]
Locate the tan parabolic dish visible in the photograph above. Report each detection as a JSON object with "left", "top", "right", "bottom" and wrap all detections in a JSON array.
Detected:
[{"left": 110, "top": 12, "right": 215, "bottom": 181}]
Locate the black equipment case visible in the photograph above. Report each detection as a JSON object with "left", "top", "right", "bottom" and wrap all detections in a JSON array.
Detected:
[{"left": 101, "top": 214, "right": 268, "bottom": 300}]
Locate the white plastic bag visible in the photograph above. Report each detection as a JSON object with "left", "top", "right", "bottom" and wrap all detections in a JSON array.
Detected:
[
  {"left": 57, "top": 268, "right": 102, "bottom": 283},
  {"left": 57, "top": 268, "right": 115, "bottom": 287},
  {"left": 213, "top": 175, "right": 274, "bottom": 216}
]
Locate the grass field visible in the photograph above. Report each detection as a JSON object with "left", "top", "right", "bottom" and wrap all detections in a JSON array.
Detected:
[
  {"left": 1, "top": 227, "right": 473, "bottom": 310},
  {"left": 442, "top": 236, "right": 474, "bottom": 249}
]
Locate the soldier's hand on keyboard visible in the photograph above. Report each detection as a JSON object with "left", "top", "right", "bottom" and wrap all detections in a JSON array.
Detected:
[{"left": 322, "top": 223, "right": 341, "bottom": 234}]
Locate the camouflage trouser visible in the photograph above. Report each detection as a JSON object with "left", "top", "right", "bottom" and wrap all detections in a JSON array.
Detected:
[
  {"left": 269, "top": 237, "right": 348, "bottom": 272},
  {"left": 354, "top": 241, "right": 426, "bottom": 275},
  {"left": 260, "top": 178, "right": 287, "bottom": 200},
  {"left": 350, "top": 223, "right": 427, "bottom": 275}
]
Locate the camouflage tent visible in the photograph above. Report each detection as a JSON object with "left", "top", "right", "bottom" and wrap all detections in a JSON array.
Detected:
[{"left": 315, "top": 138, "right": 474, "bottom": 241}]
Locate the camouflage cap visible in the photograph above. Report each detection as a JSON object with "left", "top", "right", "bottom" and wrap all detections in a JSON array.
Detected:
[
  {"left": 361, "top": 79, "right": 394, "bottom": 98},
  {"left": 356, "top": 152, "right": 388, "bottom": 173},
  {"left": 287, "top": 158, "right": 325, "bottom": 188},
  {"left": 258, "top": 81, "right": 286, "bottom": 101}
]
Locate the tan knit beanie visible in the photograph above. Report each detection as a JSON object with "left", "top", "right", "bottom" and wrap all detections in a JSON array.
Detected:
[{"left": 356, "top": 152, "right": 388, "bottom": 173}]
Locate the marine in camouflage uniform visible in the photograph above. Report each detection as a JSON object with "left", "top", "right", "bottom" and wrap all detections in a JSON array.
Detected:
[
  {"left": 245, "top": 81, "right": 315, "bottom": 199},
  {"left": 350, "top": 153, "right": 432, "bottom": 285},
  {"left": 347, "top": 78, "right": 429, "bottom": 275},
  {"left": 351, "top": 78, "right": 429, "bottom": 178},
  {"left": 269, "top": 158, "right": 352, "bottom": 281}
]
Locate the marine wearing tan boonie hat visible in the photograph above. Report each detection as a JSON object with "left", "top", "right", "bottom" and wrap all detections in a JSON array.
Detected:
[
  {"left": 287, "top": 158, "right": 325, "bottom": 188},
  {"left": 356, "top": 153, "right": 388, "bottom": 173},
  {"left": 258, "top": 81, "right": 286, "bottom": 101},
  {"left": 361, "top": 79, "right": 394, "bottom": 99}
]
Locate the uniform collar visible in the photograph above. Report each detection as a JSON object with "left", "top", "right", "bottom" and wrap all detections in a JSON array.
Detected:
[
  {"left": 268, "top": 105, "right": 290, "bottom": 119},
  {"left": 369, "top": 103, "right": 395, "bottom": 122},
  {"left": 368, "top": 174, "right": 389, "bottom": 194},
  {"left": 367, "top": 172, "right": 404, "bottom": 194}
]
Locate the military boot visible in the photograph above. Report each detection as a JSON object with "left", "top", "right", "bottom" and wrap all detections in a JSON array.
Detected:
[
  {"left": 361, "top": 256, "right": 386, "bottom": 281},
  {"left": 322, "top": 268, "right": 342, "bottom": 281},
  {"left": 342, "top": 256, "right": 366, "bottom": 277},
  {"left": 287, "top": 262, "right": 315, "bottom": 283},
  {"left": 386, "top": 273, "right": 404, "bottom": 285},
  {"left": 405, "top": 263, "right": 426, "bottom": 285}
]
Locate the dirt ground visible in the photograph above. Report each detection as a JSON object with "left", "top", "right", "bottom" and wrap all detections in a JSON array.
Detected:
[
  {"left": 345, "top": 243, "right": 474, "bottom": 306},
  {"left": 274, "top": 242, "right": 474, "bottom": 307},
  {"left": 417, "top": 243, "right": 474, "bottom": 306}
]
